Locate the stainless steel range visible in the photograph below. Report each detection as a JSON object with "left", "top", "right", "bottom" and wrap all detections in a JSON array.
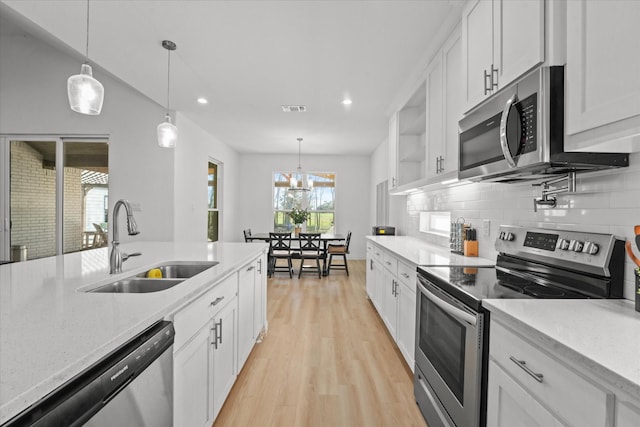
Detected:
[{"left": 414, "top": 225, "right": 625, "bottom": 427}]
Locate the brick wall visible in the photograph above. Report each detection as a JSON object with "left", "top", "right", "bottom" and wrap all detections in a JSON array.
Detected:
[{"left": 10, "top": 141, "right": 84, "bottom": 259}]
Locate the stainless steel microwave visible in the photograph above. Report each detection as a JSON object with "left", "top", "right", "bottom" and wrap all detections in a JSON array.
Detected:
[{"left": 458, "top": 66, "right": 628, "bottom": 183}]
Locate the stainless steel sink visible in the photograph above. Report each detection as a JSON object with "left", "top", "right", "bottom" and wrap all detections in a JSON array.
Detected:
[
  {"left": 87, "top": 261, "right": 218, "bottom": 293},
  {"left": 135, "top": 261, "right": 219, "bottom": 279},
  {"left": 89, "top": 278, "right": 185, "bottom": 293}
]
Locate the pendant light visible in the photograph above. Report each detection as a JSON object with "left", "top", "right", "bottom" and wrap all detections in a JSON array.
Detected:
[
  {"left": 157, "top": 40, "right": 178, "bottom": 148},
  {"left": 67, "top": 0, "right": 104, "bottom": 115},
  {"left": 289, "top": 138, "right": 313, "bottom": 192}
]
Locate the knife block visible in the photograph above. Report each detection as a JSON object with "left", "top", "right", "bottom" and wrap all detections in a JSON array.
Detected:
[{"left": 464, "top": 240, "right": 478, "bottom": 257}]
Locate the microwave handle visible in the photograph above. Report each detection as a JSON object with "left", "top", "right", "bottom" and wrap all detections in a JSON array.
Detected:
[
  {"left": 418, "top": 280, "right": 477, "bottom": 326},
  {"left": 499, "top": 92, "right": 519, "bottom": 168}
]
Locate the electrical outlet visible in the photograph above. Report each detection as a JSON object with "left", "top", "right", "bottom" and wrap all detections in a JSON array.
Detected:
[{"left": 482, "top": 219, "right": 491, "bottom": 237}]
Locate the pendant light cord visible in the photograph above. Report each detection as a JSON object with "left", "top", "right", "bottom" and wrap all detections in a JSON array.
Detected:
[
  {"left": 85, "top": 0, "right": 90, "bottom": 60},
  {"left": 166, "top": 48, "right": 171, "bottom": 112}
]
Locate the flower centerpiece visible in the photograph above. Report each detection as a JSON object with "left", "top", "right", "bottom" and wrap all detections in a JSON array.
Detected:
[{"left": 289, "top": 207, "right": 310, "bottom": 236}]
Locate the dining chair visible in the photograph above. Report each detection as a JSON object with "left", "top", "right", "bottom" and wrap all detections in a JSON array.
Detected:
[
  {"left": 268, "top": 232, "right": 294, "bottom": 278},
  {"left": 93, "top": 223, "right": 108, "bottom": 248},
  {"left": 243, "top": 228, "right": 252, "bottom": 242},
  {"left": 298, "top": 233, "right": 323, "bottom": 278},
  {"left": 327, "top": 231, "right": 352, "bottom": 275}
]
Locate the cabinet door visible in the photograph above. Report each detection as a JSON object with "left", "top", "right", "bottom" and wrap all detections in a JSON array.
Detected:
[
  {"left": 566, "top": 0, "right": 640, "bottom": 136},
  {"left": 494, "top": 0, "right": 544, "bottom": 89},
  {"left": 396, "top": 282, "right": 416, "bottom": 370},
  {"left": 462, "top": 0, "right": 494, "bottom": 111},
  {"left": 425, "top": 52, "right": 443, "bottom": 179},
  {"left": 237, "top": 261, "right": 256, "bottom": 370},
  {"left": 388, "top": 112, "right": 399, "bottom": 190},
  {"left": 365, "top": 255, "right": 374, "bottom": 300},
  {"left": 254, "top": 255, "right": 266, "bottom": 338},
  {"left": 487, "top": 360, "right": 565, "bottom": 427},
  {"left": 174, "top": 324, "right": 214, "bottom": 427},
  {"left": 380, "top": 268, "right": 397, "bottom": 339},
  {"left": 372, "top": 259, "right": 384, "bottom": 313},
  {"left": 442, "top": 27, "right": 462, "bottom": 175},
  {"left": 212, "top": 299, "right": 238, "bottom": 418}
]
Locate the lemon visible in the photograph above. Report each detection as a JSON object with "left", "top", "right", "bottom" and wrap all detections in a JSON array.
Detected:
[{"left": 147, "top": 268, "right": 163, "bottom": 278}]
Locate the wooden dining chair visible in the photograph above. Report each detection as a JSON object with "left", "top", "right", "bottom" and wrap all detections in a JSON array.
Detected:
[
  {"left": 268, "top": 232, "right": 294, "bottom": 278},
  {"left": 327, "top": 231, "right": 351, "bottom": 275},
  {"left": 243, "top": 228, "right": 252, "bottom": 242},
  {"left": 298, "top": 233, "right": 323, "bottom": 278}
]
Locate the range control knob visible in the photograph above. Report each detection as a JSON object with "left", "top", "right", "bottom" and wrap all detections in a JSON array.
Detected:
[
  {"left": 569, "top": 240, "right": 584, "bottom": 252},
  {"left": 499, "top": 231, "right": 505, "bottom": 240},
  {"left": 505, "top": 232, "right": 515, "bottom": 241},
  {"left": 558, "top": 238, "right": 570, "bottom": 250},
  {"left": 583, "top": 241, "right": 599, "bottom": 255}
]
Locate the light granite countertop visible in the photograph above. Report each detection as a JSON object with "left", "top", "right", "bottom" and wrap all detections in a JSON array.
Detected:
[
  {"left": 0, "top": 241, "right": 267, "bottom": 424},
  {"left": 483, "top": 298, "right": 640, "bottom": 400},
  {"left": 366, "top": 235, "right": 495, "bottom": 267}
]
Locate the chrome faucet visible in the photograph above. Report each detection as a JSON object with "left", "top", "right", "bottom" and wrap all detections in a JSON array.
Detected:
[{"left": 109, "top": 199, "right": 141, "bottom": 274}]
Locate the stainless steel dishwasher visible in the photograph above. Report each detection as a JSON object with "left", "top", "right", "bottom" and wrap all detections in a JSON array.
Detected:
[{"left": 3, "top": 320, "right": 174, "bottom": 427}]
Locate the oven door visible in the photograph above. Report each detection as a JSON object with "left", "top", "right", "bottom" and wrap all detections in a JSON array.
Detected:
[{"left": 415, "top": 275, "right": 484, "bottom": 427}]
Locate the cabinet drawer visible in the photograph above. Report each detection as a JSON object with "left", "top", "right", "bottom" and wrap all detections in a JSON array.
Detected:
[
  {"left": 174, "top": 273, "right": 238, "bottom": 350},
  {"left": 490, "top": 321, "right": 612, "bottom": 426},
  {"left": 397, "top": 261, "right": 416, "bottom": 288},
  {"left": 382, "top": 252, "right": 398, "bottom": 275},
  {"left": 370, "top": 244, "right": 384, "bottom": 262}
]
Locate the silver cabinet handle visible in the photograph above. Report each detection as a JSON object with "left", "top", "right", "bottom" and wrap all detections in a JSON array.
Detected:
[
  {"left": 499, "top": 92, "right": 519, "bottom": 168},
  {"left": 257, "top": 259, "right": 262, "bottom": 273},
  {"left": 484, "top": 69, "right": 492, "bottom": 95},
  {"left": 210, "top": 296, "right": 224, "bottom": 307},
  {"left": 216, "top": 319, "right": 223, "bottom": 346},
  {"left": 247, "top": 265, "right": 255, "bottom": 271},
  {"left": 510, "top": 356, "right": 544, "bottom": 383},
  {"left": 370, "top": 259, "right": 374, "bottom": 270},
  {"left": 491, "top": 64, "right": 499, "bottom": 90},
  {"left": 401, "top": 272, "right": 410, "bottom": 279}
]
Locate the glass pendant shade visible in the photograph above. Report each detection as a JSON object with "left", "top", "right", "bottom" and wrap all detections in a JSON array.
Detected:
[
  {"left": 157, "top": 114, "right": 178, "bottom": 148},
  {"left": 67, "top": 63, "right": 104, "bottom": 115}
]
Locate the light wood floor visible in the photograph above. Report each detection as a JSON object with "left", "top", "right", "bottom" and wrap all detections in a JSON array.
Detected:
[{"left": 213, "top": 260, "right": 428, "bottom": 427}]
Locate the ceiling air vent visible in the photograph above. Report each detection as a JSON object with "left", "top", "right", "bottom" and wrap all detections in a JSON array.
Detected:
[{"left": 281, "top": 105, "right": 307, "bottom": 113}]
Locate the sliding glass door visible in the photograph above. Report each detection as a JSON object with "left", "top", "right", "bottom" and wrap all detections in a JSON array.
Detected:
[{"left": 0, "top": 136, "right": 108, "bottom": 261}]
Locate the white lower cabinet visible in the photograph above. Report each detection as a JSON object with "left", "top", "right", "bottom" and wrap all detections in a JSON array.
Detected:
[
  {"left": 211, "top": 299, "right": 237, "bottom": 417},
  {"left": 487, "top": 359, "right": 564, "bottom": 427},
  {"left": 173, "top": 252, "right": 267, "bottom": 426},
  {"left": 174, "top": 323, "right": 215, "bottom": 427},
  {"left": 487, "top": 317, "right": 640, "bottom": 427},
  {"left": 365, "top": 240, "right": 416, "bottom": 371}
]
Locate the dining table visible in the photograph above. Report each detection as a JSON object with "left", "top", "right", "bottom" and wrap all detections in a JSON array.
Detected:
[{"left": 246, "top": 232, "right": 346, "bottom": 276}]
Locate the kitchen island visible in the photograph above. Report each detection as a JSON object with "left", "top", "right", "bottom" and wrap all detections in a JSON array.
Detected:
[{"left": 0, "top": 241, "right": 267, "bottom": 424}]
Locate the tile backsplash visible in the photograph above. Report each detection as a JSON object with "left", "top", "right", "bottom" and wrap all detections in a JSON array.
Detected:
[{"left": 402, "top": 152, "right": 640, "bottom": 301}]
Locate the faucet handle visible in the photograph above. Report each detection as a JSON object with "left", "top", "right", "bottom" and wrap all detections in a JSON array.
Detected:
[{"left": 122, "top": 252, "right": 142, "bottom": 262}]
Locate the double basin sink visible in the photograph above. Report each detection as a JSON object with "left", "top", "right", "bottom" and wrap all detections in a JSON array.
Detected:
[{"left": 88, "top": 261, "right": 219, "bottom": 293}]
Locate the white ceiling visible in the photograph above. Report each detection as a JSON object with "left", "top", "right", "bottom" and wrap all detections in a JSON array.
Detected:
[{"left": 1, "top": 0, "right": 462, "bottom": 155}]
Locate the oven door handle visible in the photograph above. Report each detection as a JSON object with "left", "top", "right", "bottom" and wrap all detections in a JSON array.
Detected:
[{"left": 418, "top": 281, "right": 477, "bottom": 326}]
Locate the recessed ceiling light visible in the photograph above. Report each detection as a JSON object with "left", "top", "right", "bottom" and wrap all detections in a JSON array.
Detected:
[
  {"left": 197, "top": 97, "right": 208, "bottom": 104},
  {"left": 342, "top": 98, "right": 353, "bottom": 105}
]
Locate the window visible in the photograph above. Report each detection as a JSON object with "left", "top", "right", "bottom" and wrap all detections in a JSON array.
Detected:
[
  {"left": 207, "top": 161, "right": 219, "bottom": 242},
  {"left": 273, "top": 172, "right": 335, "bottom": 233},
  {"left": 0, "top": 137, "right": 108, "bottom": 261}
]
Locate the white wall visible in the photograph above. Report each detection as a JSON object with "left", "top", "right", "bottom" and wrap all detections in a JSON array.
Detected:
[
  {"left": 238, "top": 154, "right": 370, "bottom": 259},
  {"left": 174, "top": 113, "right": 240, "bottom": 242},
  {"left": 0, "top": 26, "right": 240, "bottom": 247}
]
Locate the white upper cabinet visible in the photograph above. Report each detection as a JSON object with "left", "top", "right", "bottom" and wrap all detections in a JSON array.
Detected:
[
  {"left": 388, "top": 112, "right": 399, "bottom": 190},
  {"left": 462, "top": 0, "right": 544, "bottom": 112},
  {"left": 565, "top": 0, "right": 640, "bottom": 152},
  {"left": 426, "top": 26, "right": 462, "bottom": 180}
]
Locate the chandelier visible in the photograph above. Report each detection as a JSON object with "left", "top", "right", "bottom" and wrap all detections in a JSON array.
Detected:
[{"left": 289, "top": 138, "right": 313, "bottom": 192}]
